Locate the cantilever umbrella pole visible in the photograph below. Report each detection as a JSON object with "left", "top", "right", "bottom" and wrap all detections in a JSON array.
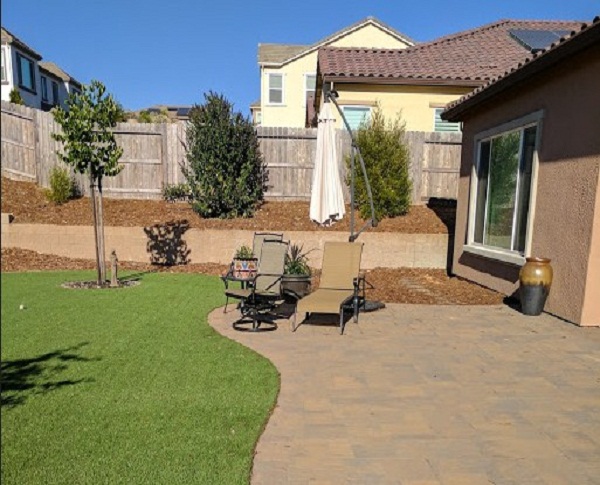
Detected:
[{"left": 326, "top": 91, "right": 377, "bottom": 242}]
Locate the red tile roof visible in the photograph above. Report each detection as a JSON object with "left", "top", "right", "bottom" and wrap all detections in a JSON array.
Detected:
[
  {"left": 443, "top": 17, "right": 600, "bottom": 120},
  {"left": 317, "top": 19, "right": 583, "bottom": 86}
]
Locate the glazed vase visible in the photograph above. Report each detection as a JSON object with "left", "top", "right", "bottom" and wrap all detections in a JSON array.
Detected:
[{"left": 519, "top": 257, "right": 553, "bottom": 316}]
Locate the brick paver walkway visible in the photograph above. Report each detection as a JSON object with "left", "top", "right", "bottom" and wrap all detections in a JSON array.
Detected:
[{"left": 209, "top": 304, "right": 600, "bottom": 484}]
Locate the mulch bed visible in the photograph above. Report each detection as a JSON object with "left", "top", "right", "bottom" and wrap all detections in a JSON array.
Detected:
[
  {"left": 1, "top": 248, "right": 504, "bottom": 305},
  {"left": 0, "top": 177, "right": 454, "bottom": 234},
  {"left": 0, "top": 177, "right": 503, "bottom": 304}
]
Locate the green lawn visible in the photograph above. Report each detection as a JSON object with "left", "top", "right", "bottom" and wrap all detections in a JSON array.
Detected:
[{"left": 1, "top": 271, "right": 279, "bottom": 484}]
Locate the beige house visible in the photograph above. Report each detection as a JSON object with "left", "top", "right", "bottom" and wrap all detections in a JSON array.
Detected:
[
  {"left": 253, "top": 17, "right": 414, "bottom": 128},
  {"left": 443, "top": 17, "right": 600, "bottom": 326},
  {"left": 315, "top": 19, "right": 581, "bottom": 132}
]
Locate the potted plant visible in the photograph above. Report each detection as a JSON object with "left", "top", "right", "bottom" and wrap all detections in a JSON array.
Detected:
[
  {"left": 232, "top": 245, "right": 258, "bottom": 279},
  {"left": 282, "top": 243, "right": 313, "bottom": 298}
]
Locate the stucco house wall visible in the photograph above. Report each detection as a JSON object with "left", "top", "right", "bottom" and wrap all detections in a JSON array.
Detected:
[
  {"left": 1, "top": 44, "right": 42, "bottom": 108},
  {"left": 260, "top": 23, "right": 411, "bottom": 128},
  {"left": 324, "top": 83, "right": 472, "bottom": 132},
  {"left": 452, "top": 43, "right": 600, "bottom": 326}
]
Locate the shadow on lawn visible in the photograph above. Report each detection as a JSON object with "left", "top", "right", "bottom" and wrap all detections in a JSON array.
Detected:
[{"left": 1, "top": 342, "right": 99, "bottom": 409}]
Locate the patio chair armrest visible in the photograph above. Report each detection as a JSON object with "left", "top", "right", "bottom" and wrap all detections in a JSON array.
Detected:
[{"left": 253, "top": 273, "right": 284, "bottom": 293}]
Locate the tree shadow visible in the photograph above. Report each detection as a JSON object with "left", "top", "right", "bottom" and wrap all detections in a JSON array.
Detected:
[
  {"left": 427, "top": 198, "right": 457, "bottom": 275},
  {"left": 1, "top": 342, "right": 99, "bottom": 409},
  {"left": 143, "top": 219, "right": 191, "bottom": 266}
]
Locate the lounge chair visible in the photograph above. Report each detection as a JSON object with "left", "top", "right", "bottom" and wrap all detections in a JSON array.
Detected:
[
  {"left": 292, "top": 241, "right": 365, "bottom": 335},
  {"left": 225, "top": 239, "right": 288, "bottom": 331}
]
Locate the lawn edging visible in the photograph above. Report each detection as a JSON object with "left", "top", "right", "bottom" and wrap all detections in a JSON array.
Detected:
[{"left": 1, "top": 221, "right": 448, "bottom": 269}]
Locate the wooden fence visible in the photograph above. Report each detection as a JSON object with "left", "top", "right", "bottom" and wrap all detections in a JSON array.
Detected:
[{"left": 1, "top": 101, "right": 461, "bottom": 202}]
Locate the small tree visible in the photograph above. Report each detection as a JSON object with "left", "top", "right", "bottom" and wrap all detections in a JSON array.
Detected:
[
  {"left": 184, "top": 91, "right": 267, "bottom": 218},
  {"left": 52, "top": 80, "right": 124, "bottom": 285},
  {"left": 348, "top": 104, "right": 412, "bottom": 219},
  {"left": 9, "top": 88, "right": 24, "bottom": 105}
]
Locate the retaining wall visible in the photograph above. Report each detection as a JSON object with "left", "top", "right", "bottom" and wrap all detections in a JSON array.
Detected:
[{"left": 1, "top": 218, "right": 448, "bottom": 270}]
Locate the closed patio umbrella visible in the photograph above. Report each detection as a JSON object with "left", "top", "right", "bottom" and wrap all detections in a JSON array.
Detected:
[{"left": 310, "top": 102, "right": 346, "bottom": 226}]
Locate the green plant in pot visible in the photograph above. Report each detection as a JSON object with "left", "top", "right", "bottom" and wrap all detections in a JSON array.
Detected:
[
  {"left": 282, "top": 243, "right": 313, "bottom": 298},
  {"left": 233, "top": 245, "right": 258, "bottom": 279}
]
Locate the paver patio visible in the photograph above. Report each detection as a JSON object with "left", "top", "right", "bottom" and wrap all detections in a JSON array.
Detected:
[{"left": 209, "top": 303, "right": 600, "bottom": 485}]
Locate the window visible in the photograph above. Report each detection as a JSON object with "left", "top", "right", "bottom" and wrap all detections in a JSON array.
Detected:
[
  {"left": 468, "top": 113, "right": 541, "bottom": 261},
  {"left": 342, "top": 106, "right": 371, "bottom": 130},
  {"left": 41, "top": 76, "right": 48, "bottom": 101},
  {"left": 255, "top": 111, "right": 262, "bottom": 125},
  {"left": 434, "top": 108, "right": 461, "bottom": 132},
  {"left": 17, "top": 53, "right": 36, "bottom": 92},
  {"left": 305, "top": 73, "right": 316, "bottom": 103},
  {"left": 1, "top": 48, "right": 6, "bottom": 83},
  {"left": 52, "top": 81, "right": 59, "bottom": 104},
  {"left": 267, "top": 73, "right": 284, "bottom": 104}
]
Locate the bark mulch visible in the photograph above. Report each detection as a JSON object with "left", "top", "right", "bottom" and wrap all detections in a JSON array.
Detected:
[
  {"left": 0, "top": 177, "right": 454, "bottom": 234},
  {"left": 1, "top": 177, "right": 502, "bottom": 304}
]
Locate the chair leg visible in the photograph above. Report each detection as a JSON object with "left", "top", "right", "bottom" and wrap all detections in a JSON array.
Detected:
[
  {"left": 291, "top": 311, "right": 296, "bottom": 332},
  {"left": 339, "top": 308, "right": 345, "bottom": 335},
  {"left": 223, "top": 296, "right": 229, "bottom": 313}
]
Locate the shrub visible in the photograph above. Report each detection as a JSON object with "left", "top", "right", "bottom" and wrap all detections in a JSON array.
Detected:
[
  {"left": 184, "top": 91, "right": 267, "bottom": 218},
  {"left": 9, "top": 88, "right": 24, "bottom": 105},
  {"left": 162, "top": 183, "right": 192, "bottom": 202},
  {"left": 45, "top": 165, "right": 77, "bottom": 204},
  {"left": 234, "top": 245, "right": 254, "bottom": 259},
  {"left": 284, "top": 243, "right": 313, "bottom": 276},
  {"left": 347, "top": 104, "right": 412, "bottom": 219}
]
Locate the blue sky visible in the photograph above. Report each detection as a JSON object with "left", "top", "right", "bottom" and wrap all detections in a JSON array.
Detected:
[{"left": 2, "top": 1, "right": 597, "bottom": 115}]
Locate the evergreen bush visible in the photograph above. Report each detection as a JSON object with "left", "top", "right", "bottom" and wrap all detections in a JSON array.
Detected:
[
  {"left": 184, "top": 92, "right": 267, "bottom": 218},
  {"left": 9, "top": 88, "right": 24, "bottom": 105},
  {"left": 45, "top": 165, "right": 77, "bottom": 204},
  {"left": 348, "top": 104, "right": 412, "bottom": 219}
]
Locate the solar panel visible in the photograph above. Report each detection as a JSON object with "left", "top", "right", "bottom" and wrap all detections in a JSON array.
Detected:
[
  {"left": 176, "top": 107, "right": 191, "bottom": 117},
  {"left": 509, "top": 29, "right": 571, "bottom": 52}
]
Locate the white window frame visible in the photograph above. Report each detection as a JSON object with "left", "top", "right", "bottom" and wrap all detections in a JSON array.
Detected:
[
  {"left": 465, "top": 110, "right": 543, "bottom": 265},
  {"left": 433, "top": 107, "right": 461, "bottom": 132},
  {"left": 1, "top": 47, "right": 7, "bottom": 83},
  {"left": 267, "top": 73, "right": 284, "bottom": 105},
  {"left": 341, "top": 105, "right": 372, "bottom": 130},
  {"left": 304, "top": 73, "right": 316, "bottom": 105}
]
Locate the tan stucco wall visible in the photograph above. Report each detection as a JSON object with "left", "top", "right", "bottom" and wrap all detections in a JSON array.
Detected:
[
  {"left": 453, "top": 44, "right": 600, "bottom": 326},
  {"left": 1, "top": 222, "right": 449, "bottom": 270},
  {"left": 328, "top": 83, "right": 473, "bottom": 132},
  {"left": 581, "top": 168, "right": 600, "bottom": 326},
  {"left": 260, "top": 24, "right": 410, "bottom": 128}
]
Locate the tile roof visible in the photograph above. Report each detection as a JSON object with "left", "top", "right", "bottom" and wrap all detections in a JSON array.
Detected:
[
  {"left": 39, "top": 61, "right": 81, "bottom": 87},
  {"left": 258, "top": 16, "right": 415, "bottom": 66},
  {"left": 317, "top": 19, "right": 583, "bottom": 86},
  {"left": 1, "top": 26, "right": 42, "bottom": 60},
  {"left": 443, "top": 17, "right": 600, "bottom": 120}
]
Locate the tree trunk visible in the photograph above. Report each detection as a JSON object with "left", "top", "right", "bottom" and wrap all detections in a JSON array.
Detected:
[
  {"left": 97, "top": 175, "right": 106, "bottom": 283},
  {"left": 89, "top": 173, "right": 103, "bottom": 285}
]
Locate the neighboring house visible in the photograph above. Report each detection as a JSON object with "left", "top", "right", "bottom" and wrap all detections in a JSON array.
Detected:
[
  {"left": 254, "top": 17, "right": 415, "bottom": 128},
  {"left": 38, "top": 61, "right": 82, "bottom": 111},
  {"left": 1, "top": 26, "right": 82, "bottom": 110},
  {"left": 315, "top": 19, "right": 582, "bottom": 132},
  {"left": 130, "top": 105, "right": 192, "bottom": 122},
  {"left": 442, "top": 17, "right": 600, "bottom": 326},
  {"left": 1, "top": 26, "right": 43, "bottom": 108}
]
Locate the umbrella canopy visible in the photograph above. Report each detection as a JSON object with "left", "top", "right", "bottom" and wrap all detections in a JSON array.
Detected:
[{"left": 310, "top": 102, "right": 346, "bottom": 226}]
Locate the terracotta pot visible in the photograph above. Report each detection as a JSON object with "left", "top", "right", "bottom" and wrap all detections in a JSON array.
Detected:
[{"left": 519, "top": 257, "right": 553, "bottom": 316}]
